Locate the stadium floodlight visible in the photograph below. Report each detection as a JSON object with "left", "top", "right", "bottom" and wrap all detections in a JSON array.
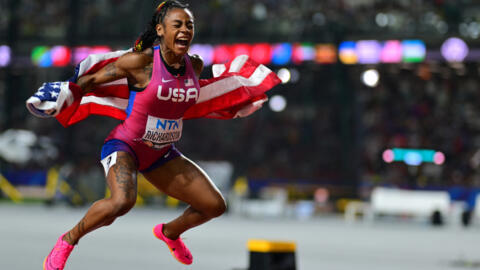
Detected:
[
  {"left": 375, "top": 13, "right": 388, "bottom": 27},
  {"left": 361, "top": 69, "right": 380, "bottom": 87},
  {"left": 269, "top": 95, "right": 287, "bottom": 112},
  {"left": 277, "top": 68, "right": 291, "bottom": 84}
]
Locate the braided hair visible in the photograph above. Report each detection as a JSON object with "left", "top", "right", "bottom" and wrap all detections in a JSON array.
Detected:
[{"left": 133, "top": 1, "right": 190, "bottom": 52}]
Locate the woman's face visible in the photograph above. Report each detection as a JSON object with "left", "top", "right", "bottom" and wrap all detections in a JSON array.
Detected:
[{"left": 157, "top": 8, "right": 194, "bottom": 56}]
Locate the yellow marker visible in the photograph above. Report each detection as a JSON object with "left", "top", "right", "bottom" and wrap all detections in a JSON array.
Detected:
[
  {"left": 136, "top": 194, "right": 145, "bottom": 206},
  {"left": 233, "top": 177, "right": 249, "bottom": 196},
  {"left": 0, "top": 174, "right": 23, "bottom": 203},
  {"left": 247, "top": 239, "right": 296, "bottom": 253},
  {"left": 45, "top": 167, "right": 60, "bottom": 199},
  {"left": 166, "top": 196, "right": 179, "bottom": 208},
  {"left": 138, "top": 174, "right": 161, "bottom": 196},
  {"left": 59, "top": 179, "right": 83, "bottom": 206},
  {"left": 105, "top": 186, "right": 111, "bottom": 198},
  {"left": 247, "top": 239, "right": 297, "bottom": 270}
]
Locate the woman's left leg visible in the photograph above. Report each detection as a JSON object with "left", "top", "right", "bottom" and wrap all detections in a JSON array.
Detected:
[{"left": 142, "top": 154, "right": 227, "bottom": 240}]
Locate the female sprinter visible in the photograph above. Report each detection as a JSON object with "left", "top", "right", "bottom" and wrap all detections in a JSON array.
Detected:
[{"left": 43, "top": 1, "right": 226, "bottom": 269}]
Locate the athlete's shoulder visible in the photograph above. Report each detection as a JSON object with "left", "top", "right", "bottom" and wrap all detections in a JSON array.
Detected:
[{"left": 116, "top": 49, "right": 153, "bottom": 70}]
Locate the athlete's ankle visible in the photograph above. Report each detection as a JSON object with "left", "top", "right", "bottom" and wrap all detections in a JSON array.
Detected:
[
  {"left": 62, "top": 232, "right": 78, "bottom": 246},
  {"left": 162, "top": 224, "right": 179, "bottom": 240}
]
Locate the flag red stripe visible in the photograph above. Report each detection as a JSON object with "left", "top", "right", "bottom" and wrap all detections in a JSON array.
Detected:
[
  {"left": 68, "top": 103, "right": 127, "bottom": 126},
  {"left": 185, "top": 85, "right": 263, "bottom": 119},
  {"left": 199, "top": 94, "right": 267, "bottom": 120},
  {"left": 84, "top": 85, "right": 130, "bottom": 99}
]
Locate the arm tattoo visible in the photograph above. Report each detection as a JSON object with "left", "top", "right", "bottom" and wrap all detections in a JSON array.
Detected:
[
  {"left": 78, "top": 62, "right": 118, "bottom": 94},
  {"left": 144, "top": 64, "right": 153, "bottom": 79},
  {"left": 105, "top": 63, "right": 117, "bottom": 77}
]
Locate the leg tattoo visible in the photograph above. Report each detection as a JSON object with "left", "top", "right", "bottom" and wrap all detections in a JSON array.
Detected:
[
  {"left": 62, "top": 152, "right": 137, "bottom": 246},
  {"left": 114, "top": 155, "right": 137, "bottom": 200}
]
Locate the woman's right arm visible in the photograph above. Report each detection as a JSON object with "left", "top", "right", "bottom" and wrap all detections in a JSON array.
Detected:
[{"left": 77, "top": 52, "right": 151, "bottom": 94}]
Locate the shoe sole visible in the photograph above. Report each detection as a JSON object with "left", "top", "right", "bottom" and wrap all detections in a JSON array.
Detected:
[{"left": 152, "top": 226, "right": 192, "bottom": 265}]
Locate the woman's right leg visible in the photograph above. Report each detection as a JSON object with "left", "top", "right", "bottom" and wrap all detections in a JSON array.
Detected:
[
  {"left": 44, "top": 151, "right": 138, "bottom": 270},
  {"left": 63, "top": 151, "right": 138, "bottom": 245}
]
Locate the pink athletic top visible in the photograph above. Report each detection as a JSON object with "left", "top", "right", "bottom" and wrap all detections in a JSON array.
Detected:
[{"left": 105, "top": 46, "right": 200, "bottom": 170}]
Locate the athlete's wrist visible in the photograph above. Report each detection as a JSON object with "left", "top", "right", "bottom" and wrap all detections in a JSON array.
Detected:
[{"left": 77, "top": 76, "right": 93, "bottom": 95}]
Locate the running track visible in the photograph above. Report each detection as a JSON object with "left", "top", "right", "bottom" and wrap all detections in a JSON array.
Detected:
[{"left": 1, "top": 204, "right": 479, "bottom": 270}]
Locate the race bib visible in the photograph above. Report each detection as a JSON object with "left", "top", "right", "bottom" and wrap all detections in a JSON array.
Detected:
[{"left": 142, "top": 116, "right": 183, "bottom": 149}]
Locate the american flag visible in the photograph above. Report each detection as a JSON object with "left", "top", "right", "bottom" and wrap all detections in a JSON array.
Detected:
[
  {"left": 26, "top": 50, "right": 281, "bottom": 127},
  {"left": 27, "top": 81, "right": 78, "bottom": 118},
  {"left": 184, "top": 78, "right": 194, "bottom": 87}
]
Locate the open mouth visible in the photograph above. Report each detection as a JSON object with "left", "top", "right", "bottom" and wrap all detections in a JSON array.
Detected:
[{"left": 175, "top": 38, "right": 190, "bottom": 48}]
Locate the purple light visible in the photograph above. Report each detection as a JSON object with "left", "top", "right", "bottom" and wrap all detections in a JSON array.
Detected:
[
  {"left": 73, "top": 46, "right": 91, "bottom": 65},
  {"left": 189, "top": 44, "right": 214, "bottom": 66},
  {"left": 441, "top": 37, "right": 469, "bottom": 62},
  {"left": 382, "top": 149, "right": 394, "bottom": 163},
  {"left": 301, "top": 45, "right": 315, "bottom": 61},
  {"left": 90, "top": 46, "right": 111, "bottom": 55},
  {"left": 433, "top": 152, "right": 445, "bottom": 165},
  {"left": 356, "top": 40, "right": 381, "bottom": 64},
  {"left": 292, "top": 44, "right": 315, "bottom": 64},
  {"left": 404, "top": 151, "right": 422, "bottom": 166},
  {"left": 0, "top": 45, "right": 11, "bottom": 67}
]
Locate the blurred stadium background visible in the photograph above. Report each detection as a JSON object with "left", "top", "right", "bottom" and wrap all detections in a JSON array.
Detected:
[{"left": 2, "top": 0, "right": 480, "bottom": 268}]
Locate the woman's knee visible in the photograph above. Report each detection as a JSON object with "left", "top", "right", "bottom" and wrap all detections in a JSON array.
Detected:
[
  {"left": 203, "top": 195, "right": 227, "bottom": 218},
  {"left": 110, "top": 196, "right": 136, "bottom": 217},
  {"left": 103, "top": 217, "right": 116, "bottom": 227}
]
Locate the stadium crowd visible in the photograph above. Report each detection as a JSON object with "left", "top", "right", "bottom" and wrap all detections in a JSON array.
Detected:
[{"left": 1, "top": 0, "right": 480, "bottom": 201}]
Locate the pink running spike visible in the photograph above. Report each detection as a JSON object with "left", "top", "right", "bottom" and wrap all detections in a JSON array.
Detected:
[
  {"left": 43, "top": 233, "right": 74, "bottom": 270},
  {"left": 153, "top": 224, "right": 193, "bottom": 265}
]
